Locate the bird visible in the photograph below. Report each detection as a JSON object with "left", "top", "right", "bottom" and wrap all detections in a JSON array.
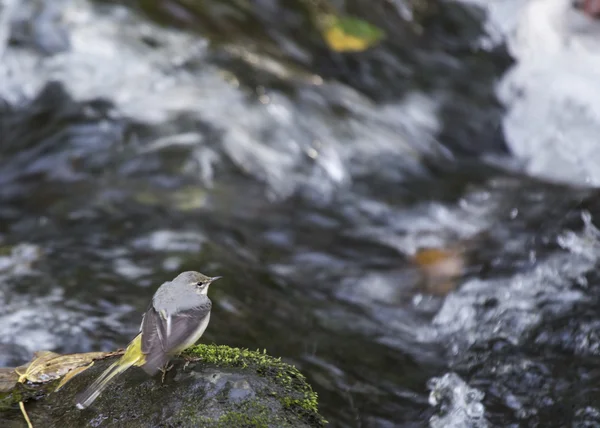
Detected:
[{"left": 75, "top": 271, "right": 221, "bottom": 409}]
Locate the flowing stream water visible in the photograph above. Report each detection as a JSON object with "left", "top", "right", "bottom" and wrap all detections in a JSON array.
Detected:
[{"left": 2, "top": 1, "right": 600, "bottom": 427}]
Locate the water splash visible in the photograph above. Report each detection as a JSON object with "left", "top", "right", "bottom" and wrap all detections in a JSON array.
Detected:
[{"left": 428, "top": 372, "right": 488, "bottom": 428}]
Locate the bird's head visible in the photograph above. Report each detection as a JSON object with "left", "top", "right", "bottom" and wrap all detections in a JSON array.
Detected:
[{"left": 174, "top": 271, "right": 222, "bottom": 295}]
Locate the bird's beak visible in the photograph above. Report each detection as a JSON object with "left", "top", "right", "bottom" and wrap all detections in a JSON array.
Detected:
[{"left": 209, "top": 276, "right": 223, "bottom": 284}]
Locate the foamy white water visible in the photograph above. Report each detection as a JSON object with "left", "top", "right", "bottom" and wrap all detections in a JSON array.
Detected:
[{"left": 460, "top": 0, "right": 600, "bottom": 186}]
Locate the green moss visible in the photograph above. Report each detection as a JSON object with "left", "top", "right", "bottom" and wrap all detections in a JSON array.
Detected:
[
  {"left": 0, "top": 381, "right": 44, "bottom": 411},
  {"left": 183, "top": 344, "right": 270, "bottom": 369},
  {"left": 281, "top": 397, "right": 319, "bottom": 413},
  {"left": 0, "top": 391, "right": 22, "bottom": 411},
  {"left": 183, "top": 344, "right": 327, "bottom": 426}
]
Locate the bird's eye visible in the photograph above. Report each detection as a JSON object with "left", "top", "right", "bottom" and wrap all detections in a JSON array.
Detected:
[{"left": 196, "top": 282, "right": 204, "bottom": 287}]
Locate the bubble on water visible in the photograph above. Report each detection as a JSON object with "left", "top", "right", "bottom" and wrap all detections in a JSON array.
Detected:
[
  {"left": 427, "top": 372, "right": 488, "bottom": 428},
  {"left": 557, "top": 211, "right": 600, "bottom": 259}
]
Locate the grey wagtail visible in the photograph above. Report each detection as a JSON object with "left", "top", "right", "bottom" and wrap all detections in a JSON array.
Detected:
[{"left": 75, "top": 271, "right": 221, "bottom": 409}]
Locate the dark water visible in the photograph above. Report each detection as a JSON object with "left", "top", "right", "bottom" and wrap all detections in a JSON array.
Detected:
[{"left": 2, "top": 0, "right": 600, "bottom": 427}]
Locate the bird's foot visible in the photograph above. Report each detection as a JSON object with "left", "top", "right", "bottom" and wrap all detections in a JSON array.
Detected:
[{"left": 160, "top": 363, "right": 174, "bottom": 384}]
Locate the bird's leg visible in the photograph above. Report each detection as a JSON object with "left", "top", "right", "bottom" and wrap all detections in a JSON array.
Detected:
[{"left": 160, "top": 363, "right": 174, "bottom": 384}]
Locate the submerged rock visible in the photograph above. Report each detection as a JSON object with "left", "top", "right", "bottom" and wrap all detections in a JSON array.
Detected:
[{"left": 0, "top": 344, "right": 326, "bottom": 427}]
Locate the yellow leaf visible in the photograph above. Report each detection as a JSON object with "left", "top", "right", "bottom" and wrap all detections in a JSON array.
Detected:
[
  {"left": 321, "top": 15, "right": 384, "bottom": 52},
  {"left": 324, "top": 26, "right": 371, "bottom": 52}
]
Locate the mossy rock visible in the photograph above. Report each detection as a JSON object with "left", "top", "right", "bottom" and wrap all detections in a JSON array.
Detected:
[
  {"left": 0, "top": 344, "right": 326, "bottom": 428},
  {"left": 182, "top": 345, "right": 325, "bottom": 426}
]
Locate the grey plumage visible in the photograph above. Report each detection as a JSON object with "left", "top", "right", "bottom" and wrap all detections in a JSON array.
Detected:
[
  {"left": 140, "top": 271, "right": 215, "bottom": 375},
  {"left": 74, "top": 271, "right": 220, "bottom": 409},
  {"left": 153, "top": 271, "right": 213, "bottom": 314}
]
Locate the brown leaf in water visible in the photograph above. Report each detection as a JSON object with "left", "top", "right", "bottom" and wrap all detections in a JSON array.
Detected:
[{"left": 412, "top": 246, "right": 466, "bottom": 296}]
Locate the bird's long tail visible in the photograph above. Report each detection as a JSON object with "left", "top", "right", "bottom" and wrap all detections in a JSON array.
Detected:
[{"left": 75, "top": 334, "right": 145, "bottom": 409}]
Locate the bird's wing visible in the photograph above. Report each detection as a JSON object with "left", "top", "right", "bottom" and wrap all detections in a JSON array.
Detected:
[{"left": 139, "top": 300, "right": 212, "bottom": 375}]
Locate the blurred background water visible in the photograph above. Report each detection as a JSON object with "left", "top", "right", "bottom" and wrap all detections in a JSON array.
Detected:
[{"left": 3, "top": 0, "right": 600, "bottom": 426}]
